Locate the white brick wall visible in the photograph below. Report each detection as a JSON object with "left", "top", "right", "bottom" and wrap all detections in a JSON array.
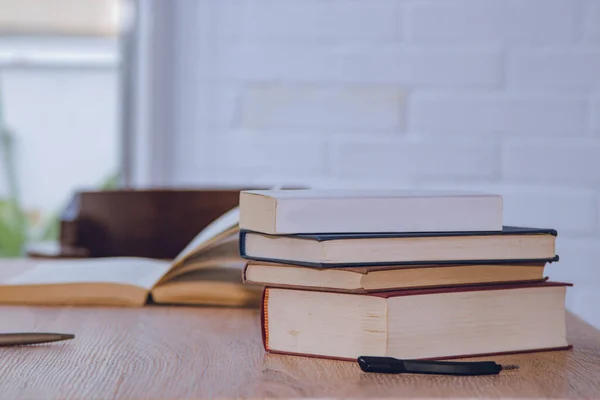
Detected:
[
  {"left": 404, "top": 0, "right": 578, "bottom": 45},
  {"left": 223, "top": 43, "right": 501, "bottom": 87},
  {"left": 583, "top": 0, "right": 600, "bottom": 43},
  {"left": 221, "top": 0, "right": 401, "bottom": 40},
  {"left": 239, "top": 84, "right": 404, "bottom": 131},
  {"left": 410, "top": 93, "right": 589, "bottom": 135},
  {"left": 333, "top": 137, "right": 499, "bottom": 181},
  {"left": 593, "top": 97, "right": 600, "bottom": 133},
  {"left": 507, "top": 50, "right": 600, "bottom": 89},
  {"left": 145, "top": 0, "right": 600, "bottom": 327},
  {"left": 502, "top": 139, "right": 600, "bottom": 184}
]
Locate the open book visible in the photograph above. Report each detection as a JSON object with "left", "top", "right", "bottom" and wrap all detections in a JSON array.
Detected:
[{"left": 0, "top": 207, "right": 263, "bottom": 307}]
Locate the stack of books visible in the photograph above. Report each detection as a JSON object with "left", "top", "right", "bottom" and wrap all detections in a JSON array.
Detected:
[{"left": 239, "top": 189, "right": 571, "bottom": 361}]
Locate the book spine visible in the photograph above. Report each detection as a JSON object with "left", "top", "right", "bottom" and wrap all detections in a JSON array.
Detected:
[
  {"left": 239, "top": 255, "right": 559, "bottom": 268},
  {"left": 238, "top": 230, "right": 248, "bottom": 258},
  {"left": 241, "top": 279, "right": 550, "bottom": 295},
  {"left": 241, "top": 262, "right": 249, "bottom": 284},
  {"left": 260, "top": 288, "right": 269, "bottom": 351}
]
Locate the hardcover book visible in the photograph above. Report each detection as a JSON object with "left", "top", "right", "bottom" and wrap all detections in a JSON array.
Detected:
[
  {"left": 261, "top": 282, "right": 572, "bottom": 361},
  {"left": 243, "top": 261, "right": 549, "bottom": 293},
  {"left": 240, "top": 226, "right": 558, "bottom": 267},
  {"left": 239, "top": 189, "right": 503, "bottom": 234}
]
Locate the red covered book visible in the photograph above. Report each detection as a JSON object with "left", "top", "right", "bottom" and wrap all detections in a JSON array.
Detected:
[{"left": 261, "top": 282, "right": 571, "bottom": 361}]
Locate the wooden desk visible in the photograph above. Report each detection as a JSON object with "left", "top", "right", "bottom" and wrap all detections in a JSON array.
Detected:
[{"left": 0, "top": 305, "right": 599, "bottom": 399}]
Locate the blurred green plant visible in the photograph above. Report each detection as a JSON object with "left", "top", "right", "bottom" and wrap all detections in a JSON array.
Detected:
[
  {"left": 0, "top": 127, "right": 27, "bottom": 257},
  {"left": 99, "top": 171, "right": 120, "bottom": 190},
  {"left": 0, "top": 79, "right": 27, "bottom": 257},
  {"left": 0, "top": 84, "right": 119, "bottom": 256}
]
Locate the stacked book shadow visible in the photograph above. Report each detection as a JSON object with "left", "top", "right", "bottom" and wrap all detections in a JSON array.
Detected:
[{"left": 239, "top": 189, "right": 571, "bottom": 361}]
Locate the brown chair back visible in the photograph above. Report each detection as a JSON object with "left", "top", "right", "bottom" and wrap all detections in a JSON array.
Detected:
[{"left": 29, "top": 187, "right": 276, "bottom": 259}]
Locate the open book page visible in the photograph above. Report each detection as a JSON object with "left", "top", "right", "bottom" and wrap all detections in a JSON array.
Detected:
[
  {"left": 172, "top": 206, "right": 240, "bottom": 267},
  {"left": 150, "top": 266, "right": 263, "bottom": 307},
  {"left": 4, "top": 257, "right": 170, "bottom": 290},
  {"left": 160, "top": 237, "right": 243, "bottom": 283},
  {"left": 163, "top": 266, "right": 245, "bottom": 284}
]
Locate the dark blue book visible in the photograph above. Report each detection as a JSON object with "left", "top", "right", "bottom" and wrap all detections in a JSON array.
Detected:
[{"left": 239, "top": 226, "right": 558, "bottom": 268}]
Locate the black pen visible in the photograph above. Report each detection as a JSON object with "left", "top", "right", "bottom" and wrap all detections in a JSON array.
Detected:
[{"left": 358, "top": 356, "right": 519, "bottom": 376}]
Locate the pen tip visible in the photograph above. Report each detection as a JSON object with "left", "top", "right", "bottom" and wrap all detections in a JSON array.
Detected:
[
  {"left": 501, "top": 364, "right": 519, "bottom": 371},
  {"left": 59, "top": 334, "right": 75, "bottom": 340}
]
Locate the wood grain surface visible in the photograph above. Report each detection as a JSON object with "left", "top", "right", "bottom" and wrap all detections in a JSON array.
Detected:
[
  {"left": 0, "top": 259, "right": 598, "bottom": 398},
  {"left": 0, "top": 304, "right": 598, "bottom": 399}
]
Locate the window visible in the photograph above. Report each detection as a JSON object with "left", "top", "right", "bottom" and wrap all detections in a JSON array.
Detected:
[{"left": 0, "top": 0, "right": 122, "bottom": 256}]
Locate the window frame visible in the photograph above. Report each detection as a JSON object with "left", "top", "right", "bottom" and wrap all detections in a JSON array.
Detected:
[{"left": 0, "top": 0, "right": 119, "bottom": 37}]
